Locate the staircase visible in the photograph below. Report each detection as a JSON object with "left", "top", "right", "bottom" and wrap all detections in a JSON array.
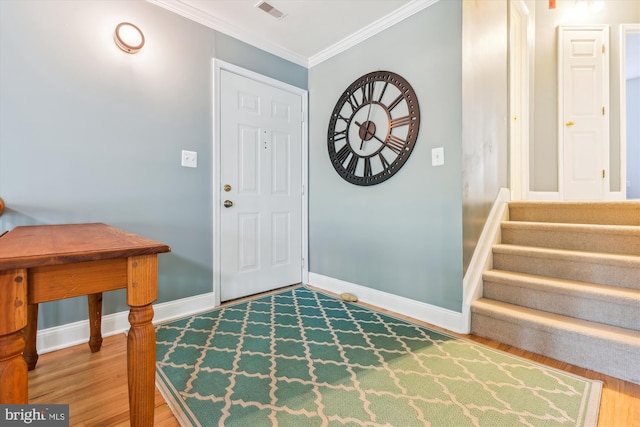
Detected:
[{"left": 470, "top": 201, "right": 640, "bottom": 384}]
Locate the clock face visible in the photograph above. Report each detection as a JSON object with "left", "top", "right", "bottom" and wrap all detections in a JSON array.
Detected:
[{"left": 327, "top": 70, "right": 420, "bottom": 186}]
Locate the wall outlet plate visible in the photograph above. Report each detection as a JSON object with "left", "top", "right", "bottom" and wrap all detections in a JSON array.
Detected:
[
  {"left": 432, "top": 147, "right": 444, "bottom": 166},
  {"left": 181, "top": 150, "right": 197, "bottom": 168}
]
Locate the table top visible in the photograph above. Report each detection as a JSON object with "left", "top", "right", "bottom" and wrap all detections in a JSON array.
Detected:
[{"left": 0, "top": 223, "right": 171, "bottom": 270}]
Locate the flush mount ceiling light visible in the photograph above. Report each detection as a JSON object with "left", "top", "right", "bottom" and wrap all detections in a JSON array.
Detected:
[{"left": 114, "top": 22, "right": 145, "bottom": 54}]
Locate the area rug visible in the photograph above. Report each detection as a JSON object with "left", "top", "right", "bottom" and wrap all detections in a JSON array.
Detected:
[{"left": 155, "top": 286, "right": 602, "bottom": 426}]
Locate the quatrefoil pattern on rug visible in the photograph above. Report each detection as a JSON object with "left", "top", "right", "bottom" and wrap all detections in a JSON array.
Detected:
[{"left": 156, "top": 286, "right": 601, "bottom": 427}]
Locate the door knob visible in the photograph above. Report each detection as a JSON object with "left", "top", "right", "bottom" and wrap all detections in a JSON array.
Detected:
[
  {"left": 223, "top": 200, "right": 233, "bottom": 208},
  {"left": 223, "top": 184, "right": 231, "bottom": 192},
  {"left": 565, "top": 121, "right": 575, "bottom": 127}
]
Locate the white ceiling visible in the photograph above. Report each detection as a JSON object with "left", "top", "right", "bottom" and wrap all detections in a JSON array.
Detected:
[{"left": 148, "top": 0, "right": 436, "bottom": 67}]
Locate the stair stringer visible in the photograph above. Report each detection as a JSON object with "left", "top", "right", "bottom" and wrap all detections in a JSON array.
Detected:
[{"left": 460, "top": 187, "right": 511, "bottom": 334}]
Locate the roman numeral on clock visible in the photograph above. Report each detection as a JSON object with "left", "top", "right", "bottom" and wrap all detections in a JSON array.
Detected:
[
  {"left": 361, "top": 81, "right": 375, "bottom": 104},
  {"left": 331, "top": 128, "right": 347, "bottom": 142},
  {"left": 346, "top": 154, "right": 358, "bottom": 175},
  {"left": 363, "top": 157, "right": 372, "bottom": 177},
  {"left": 387, "top": 94, "right": 404, "bottom": 112},
  {"left": 378, "top": 152, "right": 390, "bottom": 169},
  {"left": 386, "top": 135, "right": 407, "bottom": 154},
  {"left": 335, "top": 144, "right": 351, "bottom": 164},
  {"left": 390, "top": 115, "right": 412, "bottom": 128},
  {"left": 347, "top": 93, "right": 359, "bottom": 112}
]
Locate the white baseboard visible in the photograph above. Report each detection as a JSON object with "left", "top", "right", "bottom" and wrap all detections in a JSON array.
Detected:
[
  {"left": 528, "top": 191, "right": 561, "bottom": 200},
  {"left": 606, "top": 191, "right": 625, "bottom": 200},
  {"left": 35, "top": 292, "right": 215, "bottom": 354},
  {"left": 307, "top": 273, "right": 466, "bottom": 334},
  {"left": 528, "top": 190, "right": 626, "bottom": 201}
]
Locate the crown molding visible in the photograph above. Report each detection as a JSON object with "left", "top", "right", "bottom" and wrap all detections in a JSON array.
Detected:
[
  {"left": 308, "top": 0, "right": 440, "bottom": 68},
  {"left": 147, "top": 0, "right": 439, "bottom": 69}
]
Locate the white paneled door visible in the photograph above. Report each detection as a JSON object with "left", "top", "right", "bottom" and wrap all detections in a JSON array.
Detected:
[
  {"left": 559, "top": 26, "right": 609, "bottom": 200},
  {"left": 219, "top": 68, "right": 303, "bottom": 302}
]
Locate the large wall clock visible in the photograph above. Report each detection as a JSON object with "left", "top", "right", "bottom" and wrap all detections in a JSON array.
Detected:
[{"left": 327, "top": 70, "right": 420, "bottom": 186}]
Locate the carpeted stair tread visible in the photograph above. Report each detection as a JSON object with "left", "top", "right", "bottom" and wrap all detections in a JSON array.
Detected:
[
  {"left": 493, "top": 244, "right": 640, "bottom": 266},
  {"left": 500, "top": 221, "right": 640, "bottom": 255},
  {"left": 508, "top": 201, "right": 640, "bottom": 225},
  {"left": 492, "top": 244, "right": 640, "bottom": 289},
  {"left": 483, "top": 269, "right": 640, "bottom": 304},
  {"left": 471, "top": 298, "right": 640, "bottom": 344},
  {"left": 482, "top": 269, "right": 640, "bottom": 329}
]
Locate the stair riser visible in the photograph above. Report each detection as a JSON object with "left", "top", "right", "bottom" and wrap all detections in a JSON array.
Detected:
[
  {"left": 483, "top": 280, "right": 640, "bottom": 330},
  {"left": 493, "top": 253, "right": 640, "bottom": 290},
  {"left": 471, "top": 311, "right": 640, "bottom": 384},
  {"left": 501, "top": 228, "right": 640, "bottom": 256}
]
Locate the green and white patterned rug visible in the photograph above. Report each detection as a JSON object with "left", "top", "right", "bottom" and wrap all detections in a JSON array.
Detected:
[{"left": 155, "top": 286, "right": 601, "bottom": 426}]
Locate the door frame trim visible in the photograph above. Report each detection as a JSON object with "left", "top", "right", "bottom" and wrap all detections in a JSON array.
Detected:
[
  {"left": 508, "top": 0, "right": 532, "bottom": 200},
  {"left": 212, "top": 59, "right": 309, "bottom": 306},
  {"left": 557, "top": 25, "right": 610, "bottom": 200}
]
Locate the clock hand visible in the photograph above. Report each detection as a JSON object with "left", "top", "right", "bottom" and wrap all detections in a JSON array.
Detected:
[
  {"left": 372, "top": 133, "right": 385, "bottom": 145},
  {"left": 359, "top": 102, "right": 374, "bottom": 150}
]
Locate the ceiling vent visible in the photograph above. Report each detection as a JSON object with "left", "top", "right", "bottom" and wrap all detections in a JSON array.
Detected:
[{"left": 255, "top": 1, "right": 286, "bottom": 19}]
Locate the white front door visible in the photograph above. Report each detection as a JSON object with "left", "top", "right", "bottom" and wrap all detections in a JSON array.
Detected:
[
  {"left": 218, "top": 67, "right": 304, "bottom": 302},
  {"left": 559, "top": 26, "right": 609, "bottom": 200}
]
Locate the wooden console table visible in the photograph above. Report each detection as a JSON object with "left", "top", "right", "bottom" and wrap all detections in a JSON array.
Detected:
[{"left": 0, "top": 223, "right": 170, "bottom": 426}]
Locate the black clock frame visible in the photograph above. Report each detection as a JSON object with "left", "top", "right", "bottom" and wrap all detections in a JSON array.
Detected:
[{"left": 327, "top": 70, "right": 420, "bottom": 186}]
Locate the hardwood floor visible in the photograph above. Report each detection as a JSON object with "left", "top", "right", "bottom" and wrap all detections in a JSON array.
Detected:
[
  {"left": 28, "top": 291, "right": 639, "bottom": 426},
  {"left": 28, "top": 334, "right": 178, "bottom": 427}
]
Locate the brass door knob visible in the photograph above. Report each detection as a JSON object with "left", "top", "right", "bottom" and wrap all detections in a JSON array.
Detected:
[
  {"left": 223, "top": 184, "right": 231, "bottom": 192},
  {"left": 566, "top": 121, "right": 575, "bottom": 127},
  {"left": 223, "top": 200, "right": 233, "bottom": 208}
]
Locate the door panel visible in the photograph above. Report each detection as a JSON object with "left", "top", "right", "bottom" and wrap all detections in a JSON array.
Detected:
[
  {"left": 271, "top": 212, "right": 290, "bottom": 265},
  {"left": 569, "top": 131, "right": 599, "bottom": 180},
  {"left": 272, "top": 132, "right": 291, "bottom": 194},
  {"left": 220, "top": 69, "right": 302, "bottom": 302},
  {"left": 238, "top": 213, "right": 259, "bottom": 271},
  {"left": 239, "top": 126, "right": 260, "bottom": 193}
]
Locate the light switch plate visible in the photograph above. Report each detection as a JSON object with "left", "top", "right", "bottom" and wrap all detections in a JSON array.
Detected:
[
  {"left": 432, "top": 147, "right": 444, "bottom": 166},
  {"left": 181, "top": 150, "right": 197, "bottom": 168}
]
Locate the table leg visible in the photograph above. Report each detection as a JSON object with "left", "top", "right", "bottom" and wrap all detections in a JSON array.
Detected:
[
  {"left": 127, "top": 305, "right": 155, "bottom": 426},
  {"left": 88, "top": 293, "right": 103, "bottom": 353},
  {"left": 23, "top": 303, "right": 39, "bottom": 370},
  {"left": 0, "top": 269, "right": 28, "bottom": 403},
  {"left": 126, "top": 255, "right": 158, "bottom": 427}
]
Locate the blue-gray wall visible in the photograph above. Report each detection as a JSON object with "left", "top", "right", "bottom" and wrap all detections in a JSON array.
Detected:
[
  {"left": 308, "top": 1, "right": 465, "bottom": 312},
  {"left": 0, "top": 0, "right": 306, "bottom": 328}
]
